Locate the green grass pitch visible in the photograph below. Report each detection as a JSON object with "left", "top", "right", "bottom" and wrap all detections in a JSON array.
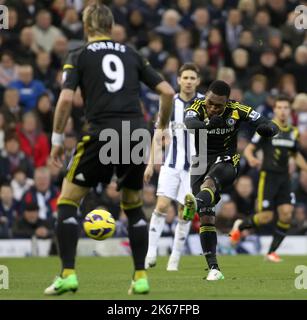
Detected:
[{"left": 0, "top": 255, "right": 306, "bottom": 300}]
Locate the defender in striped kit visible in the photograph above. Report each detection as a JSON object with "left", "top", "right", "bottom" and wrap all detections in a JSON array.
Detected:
[
  {"left": 230, "top": 96, "right": 307, "bottom": 262},
  {"left": 144, "top": 63, "right": 203, "bottom": 271}
]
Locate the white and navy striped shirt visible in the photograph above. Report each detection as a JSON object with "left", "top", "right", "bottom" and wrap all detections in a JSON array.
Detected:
[{"left": 164, "top": 92, "right": 204, "bottom": 171}]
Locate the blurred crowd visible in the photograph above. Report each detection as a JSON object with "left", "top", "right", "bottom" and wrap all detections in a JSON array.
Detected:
[{"left": 0, "top": 0, "right": 307, "bottom": 242}]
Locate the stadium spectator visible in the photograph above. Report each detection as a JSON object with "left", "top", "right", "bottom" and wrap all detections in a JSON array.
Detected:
[
  {"left": 190, "top": 7, "right": 210, "bottom": 48},
  {"left": 15, "top": 27, "right": 39, "bottom": 65},
  {"left": 237, "top": 0, "right": 256, "bottom": 28},
  {"left": 215, "top": 200, "right": 238, "bottom": 234},
  {"left": 231, "top": 48, "right": 250, "bottom": 90},
  {"left": 16, "top": 0, "right": 43, "bottom": 28},
  {"left": 216, "top": 67, "right": 236, "bottom": 87},
  {"left": 0, "top": 183, "right": 20, "bottom": 238},
  {"left": 289, "top": 204, "right": 307, "bottom": 235},
  {"left": 0, "top": 112, "right": 5, "bottom": 150},
  {"left": 16, "top": 112, "right": 50, "bottom": 167},
  {"left": 277, "top": 74, "right": 297, "bottom": 101},
  {"left": 162, "top": 55, "right": 180, "bottom": 90},
  {"left": 292, "top": 93, "right": 307, "bottom": 133},
  {"left": 140, "top": 34, "right": 168, "bottom": 70},
  {"left": 250, "top": 48, "right": 283, "bottom": 89},
  {"left": 140, "top": 0, "right": 164, "bottom": 30},
  {"left": 34, "top": 51, "right": 57, "bottom": 93},
  {"left": 192, "top": 48, "right": 214, "bottom": 90},
  {"left": 50, "top": 36, "right": 69, "bottom": 69},
  {"left": 127, "top": 8, "right": 148, "bottom": 49},
  {"left": 208, "top": 0, "right": 228, "bottom": 26},
  {"left": 252, "top": 9, "right": 277, "bottom": 47},
  {"left": 0, "top": 51, "right": 19, "bottom": 89},
  {"left": 31, "top": 9, "right": 63, "bottom": 53},
  {"left": 1, "top": 88, "right": 22, "bottom": 129},
  {"left": 0, "top": 133, "right": 33, "bottom": 183},
  {"left": 110, "top": 0, "right": 130, "bottom": 28},
  {"left": 295, "top": 171, "right": 307, "bottom": 208},
  {"left": 155, "top": 9, "right": 183, "bottom": 51},
  {"left": 35, "top": 94, "right": 54, "bottom": 137},
  {"left": 9, "top": 65, "right": 46, "bottom": 112},
  {"left": 243, "top": 74, "right": 268, "bottom": 109},
  {"left": 266, "top": 0, "right": 289, "bottom": 28},
  {"left": 174, "top": 30, "right": 193, "bottom": 64},
  {"left": 207, "top": 27, "right": 225, "bottom": 70},
  {"left": 50, "top": 0, "right": 67, "bottom": 28},
  {"left": 10, "top": 168, "right": 34, "bottom": 202},
  {"left": 22, "top": 167, "right": 59, "bottom": 221},
  {"left": 111, "top": 24, "right": 127, "bottom": 44},
  {"left": 222, "top": 8, "right": 243, "bottom": 54},
  {"left": 285, "top": 46, "right": 307, "bottom": 93},
  {"left": 175, "top": 0, "right": 194, "bottom": 29},
  {"left": 61, "top": 7, "right": 84, "bottom": 41},
  {"left": 12, "top": 202, "right": 53, "bottom": 239},
  {"left": 231, "top": 175, "right": 256, "bottom": 218}
]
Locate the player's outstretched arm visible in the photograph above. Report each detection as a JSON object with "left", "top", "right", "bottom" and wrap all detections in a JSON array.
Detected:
[
  {"left": 155, "top": 81, "right": 175, "bottom": 129},
  {"left": 51, "top": 88, "right": 74, "bottom": 168},
  {"left": 294, "top": 152, "right": 307, "bottom": 172},
  {"left": 244, "top": 143, "right": 261, "bottom": 168}
]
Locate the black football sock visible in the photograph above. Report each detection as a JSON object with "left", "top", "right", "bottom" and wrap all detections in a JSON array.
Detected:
[
  {"left": 268, "top": 220, "right": 291, "bottom": 254},
  {"left": 56, "top": 202, "right": 80, "bottom": 272},
  {"left": 124, "top": 205, "right": 148, "bottom": 271},
  {"left": 199, "top": 223, "right": 219, "bottom": 270}
]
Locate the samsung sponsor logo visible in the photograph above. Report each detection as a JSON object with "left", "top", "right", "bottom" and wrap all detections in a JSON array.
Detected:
[
  {"left": 272, "top": 139, "right": 295, "bottom": 147},
  {"left": 208, "top": 127, "right": 235, "bottom": 135}
]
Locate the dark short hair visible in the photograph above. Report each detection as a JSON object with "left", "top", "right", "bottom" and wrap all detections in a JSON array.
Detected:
[
  {"left": 208, "top": 80, "right": 231, "bottom": 98},
  {"left": 178, "top": 63, "right": 200, "bottom": 77},
  {"left": 274, "top": 94, "right": 291, "bottom": 107}
]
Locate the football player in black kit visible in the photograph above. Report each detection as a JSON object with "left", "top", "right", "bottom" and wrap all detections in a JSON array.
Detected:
[
  {"left": 182, "top": 80, "right": 278, "bottom": 280},
  {"left": 230, "top": 96, "right": 307, "bottom": 262},
  {"left": 44, "top": 1, "right": 174, "bottom": 295}
]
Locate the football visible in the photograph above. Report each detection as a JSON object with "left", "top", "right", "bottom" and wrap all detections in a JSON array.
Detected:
[{"left": 83, "top": 209, "right": 116, "bottom": 241}]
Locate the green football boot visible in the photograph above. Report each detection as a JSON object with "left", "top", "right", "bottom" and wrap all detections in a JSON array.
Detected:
[
  {"left": 44, "top": 274, "right": 78, "bottom": 295},
  {"left": 183, "top": 193, "right": 197, "bottom": 221},
  {"left": 128, "top": 278, "right": 150, "bottom": 295}
]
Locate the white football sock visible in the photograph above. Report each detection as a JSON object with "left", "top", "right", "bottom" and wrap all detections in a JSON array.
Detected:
[
  {"left": 146, "top": 211, "right": 166, "bottom": 257},
  {"left": 170, "top": 219, "right": 191, "bottom": 259}
]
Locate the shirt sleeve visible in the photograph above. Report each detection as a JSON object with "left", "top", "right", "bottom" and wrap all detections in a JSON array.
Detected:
[
  {"left": 250, "top": 132, "right": 264, "bottom": 150},
  {"left": 137, "top": 52, "right": 164, "bottom": 90},
  {"left": 185, "top": 99, "right": 205, "bottom": 120},
  {"left": 62, "top": 50, "right": 81, "bottom": 91},
  {"left": 292, "top": 127, "right": 300, "bottom": 154}
]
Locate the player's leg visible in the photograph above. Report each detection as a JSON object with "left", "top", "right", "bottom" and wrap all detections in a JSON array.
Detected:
[
  {"left": 44, "top": 178, "right": 89, "bottom": 295},
  {"left": 121, "top": 187, "right": 150, "bottom": 294},
  {"left": 167, "top": 170, "right": 191, "bottom": 271},
  {"left": 266, "top": 203, "right": 293, "bottom": 262},
  {"left": 146, "top": 195, "right": 171, "bottom": 268},
  {"left": 189, "top": 163, "right": 237, "bottom": 280},
  {"left": 146, "top": 166, "right": 180, "bottom": 268}
]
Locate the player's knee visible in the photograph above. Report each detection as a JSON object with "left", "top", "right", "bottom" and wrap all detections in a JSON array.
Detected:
[
  {"left": 57, "top": 197, "right": 79, "bottom": 222},
  {"left": 200, "top": 177, "right": 216, "bottom": 193},
  {"left": 156, "top": 197, "right": 170, "bottom": 213},
  {"left": 258, "top": 211, "right": 273, "bottom": 224},
  {"left": 279, "top": 210, "right": 293, "bottom": 224},
  {"left": 121, "top": 188, "right": 142, "bottom": 210}
]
